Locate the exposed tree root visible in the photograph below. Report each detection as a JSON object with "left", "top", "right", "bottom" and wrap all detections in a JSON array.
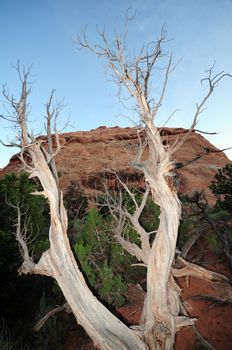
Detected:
[
  {"left": 191, "top": 294, "right": 229, "bottom": 307},
  {"left": 192, "top": 325, "right": 216, "bottom": 350},
  {"left": 172, "top": 257, "right": 230, "bottom": 282},
  {"left": 33, "top": 303, "right": 71, "bottom": 331}
]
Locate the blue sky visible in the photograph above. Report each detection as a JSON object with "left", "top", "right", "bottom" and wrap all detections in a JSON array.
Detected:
[{"left": 0, "top": 0, "right": 232, "bottom": 167}]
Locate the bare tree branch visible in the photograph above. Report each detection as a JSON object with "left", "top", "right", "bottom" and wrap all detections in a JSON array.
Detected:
[
  {"left": 1, "top": 62, "right": 150, "bottom": 350},
  {"left": 100, "top": 181, "right": 150, "bottom": 264},
  {"left": 7, "top": 200, "right": 53, "bottom": 277},
  {"left": 1, "top": 63, "right": 34, "bottom": 147},
  {"left": 43, "top": 89, "right": 65, "bottom": 186},
  {"left": 171, "top": 67, "right": 232, "bottom": 154},
  {"left": 194, "top": 129, "right": 217, "bottom": 135},
  {"left": 172, "top": 257, "right": 230, "bottom": 282},
  {"left": 33, "top": 303, "right": 71, "bottom": 332},
  {"left": 175, "top": 146, "right": 232, "bottom": 169}
]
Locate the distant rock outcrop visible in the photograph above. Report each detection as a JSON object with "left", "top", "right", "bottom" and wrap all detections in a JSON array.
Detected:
[{"left": 0, "top": 126, "right": 230, "bottom": 203}]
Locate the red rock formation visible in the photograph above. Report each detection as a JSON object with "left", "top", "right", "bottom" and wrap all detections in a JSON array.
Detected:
[
  {"left": 1, "top": 127, "right": 231, "bottom": 349},
  {"left": 0, "top": 126, "right": 230, "bottom": 203}
]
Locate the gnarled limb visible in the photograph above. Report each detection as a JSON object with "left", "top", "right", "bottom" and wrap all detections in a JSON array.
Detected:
[
  {"left": 77, "top": 17, "right": 231, "bottom": 350},
  {"left": 101, "top": 181, "right": 151, "bottom": 264},
  {"left": 172, "top": 257, "right": 230, "bottom": 283},
  {"left": 33, "top": 303, "right": 71, "bottom": 332},
  {"left": 174, "top": 146, "right": 232, "bottom": 170},
  {"left": 2, "top": 65, "right": 148, "bottom": 350},
  {"left": 180, "top": 228, "right": 203, "bottom": 259},
  {"left": 175, "top": 316, "right": 197, "bottom": 332},
  {"left": 10, "top": 202, "right": 53, "bottom": 277}
]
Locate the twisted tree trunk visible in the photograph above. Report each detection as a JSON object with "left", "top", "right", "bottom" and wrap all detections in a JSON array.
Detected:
[
  {"left": 143, "top": 177, "right": 181, "bottom": 349},
  {"left": 20, "top": 143, "right": 147, "bottom": 350},
  {"left": 134, "top": 119, "right": 183, "bottom": 349}
]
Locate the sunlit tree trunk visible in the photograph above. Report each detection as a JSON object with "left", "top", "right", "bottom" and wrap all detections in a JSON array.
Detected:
[
  {"left": 77, "top": 17, "right": 231, "bottom": 349},
  {"left": 19, "top": 143, "right": 148, "bottom": 350},
  {"left": 2, "top": 67, "right": 147, "bottom": 350}
]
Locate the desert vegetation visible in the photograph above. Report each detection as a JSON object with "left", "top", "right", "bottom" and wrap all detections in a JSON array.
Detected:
[{"left": 0, "top": 166, "right": 231, "bottom": 349}]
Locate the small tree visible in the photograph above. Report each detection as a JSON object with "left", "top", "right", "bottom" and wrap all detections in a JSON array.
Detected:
[{"left": 210, "top": 164, "right": 232, "bottom": 211}]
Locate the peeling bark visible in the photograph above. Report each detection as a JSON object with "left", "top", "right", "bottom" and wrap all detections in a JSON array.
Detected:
[{"left": 25, "top": 144, "right": 148, "bottom": 350}]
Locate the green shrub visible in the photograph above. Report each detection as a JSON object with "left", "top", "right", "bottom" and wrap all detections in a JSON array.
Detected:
[
  {"left": 0, "top": 173, "right": 47, "bottom": 234},
  {"left": 0, "top": 173, "right": 51, "bottom": 346},
  {"left": 207, "top": 232, "right": 220, "bottom": 253},
  {"left": 72, "top": 187, "right": 161, "bottom": 307},
  {"left": 210, "top": 164, "right": 232, "bottom": 211},
  {"left": 73, "top": 207, "right": 128, "bottom": 306},
  {"left": 177, "top": 220, "right": 190, "bottom": 248}
]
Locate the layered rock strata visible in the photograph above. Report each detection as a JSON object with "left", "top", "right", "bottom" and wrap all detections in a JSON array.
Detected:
[{"left": 1, "top": 126, "right": 230, "bottom": 203}]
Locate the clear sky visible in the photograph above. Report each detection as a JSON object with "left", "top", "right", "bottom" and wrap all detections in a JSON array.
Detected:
[{"left": 0, "top": 0, "right": 232, "bottom": 167}]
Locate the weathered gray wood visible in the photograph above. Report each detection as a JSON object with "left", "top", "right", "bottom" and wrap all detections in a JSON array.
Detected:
[{"left": 24, "top": 143, "right": 148, "bottom": 350}]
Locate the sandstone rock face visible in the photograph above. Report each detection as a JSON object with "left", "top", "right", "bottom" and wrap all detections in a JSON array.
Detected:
[{"left": 1, "top": 126, "right": 230, "bottom": 203}]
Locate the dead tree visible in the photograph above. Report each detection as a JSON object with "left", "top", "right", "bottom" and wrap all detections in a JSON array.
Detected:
[
  {"left": 1, "top": 64, "right": 148, "bottom": 350},
  {"left": 2, "top": 23, "right": 231, "bottom": 348},
  {"left": 77, "top": 16, "right": 232, "bottom": 349}
]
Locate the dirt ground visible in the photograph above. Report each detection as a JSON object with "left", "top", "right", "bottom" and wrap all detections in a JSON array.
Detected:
[{"left": 63, "top": 261, "right": 232, "bottom": 350}]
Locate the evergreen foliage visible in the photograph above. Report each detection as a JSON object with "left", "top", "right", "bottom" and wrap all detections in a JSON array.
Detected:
[
  {"left": 72, "top": 188, "right": 160, "bottom": 307},
  {"left": 178, "top": 189, "right": 232, "bottom": 261},
  {"left": 64, "top": 181, "right": 88, "bottom": 226},
  {"left": 210, "top": 164, "right": 232, "bottom": 211},
  {"left": 0, "top": 172, "right": 50, "bottom": 262},
  {"left": 0, "top": 173, "right": 56, "bottom": 347},
  {"left": 0, "top": 173, "right": 46, "bottom": 232},
  {"left": 73, "top": 207, "right": 128, "bottom": 307}
]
